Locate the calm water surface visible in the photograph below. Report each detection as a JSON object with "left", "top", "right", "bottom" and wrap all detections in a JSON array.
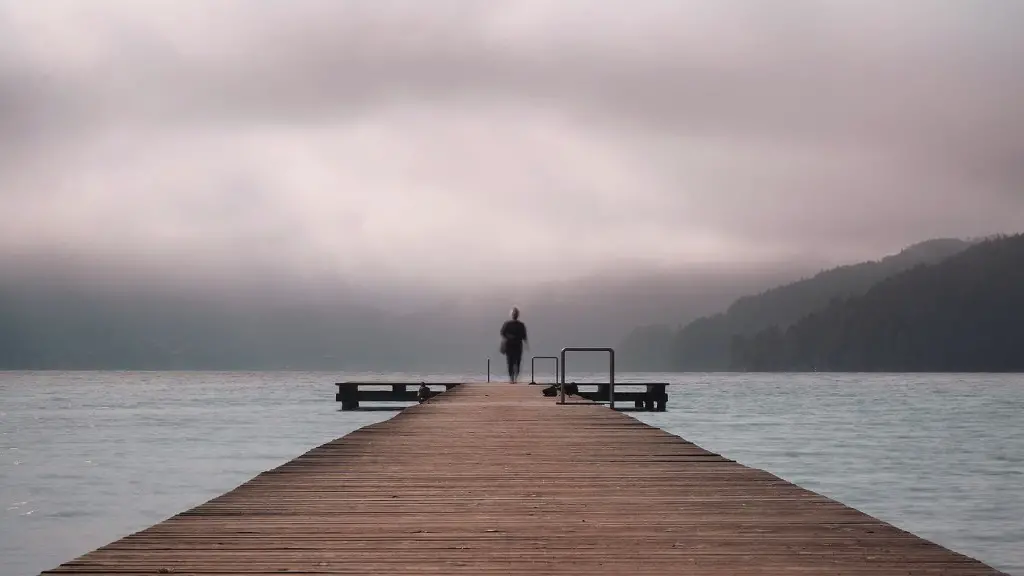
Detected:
[{"left": 1, "top": 371, "right": 1021, "bottom": 575}]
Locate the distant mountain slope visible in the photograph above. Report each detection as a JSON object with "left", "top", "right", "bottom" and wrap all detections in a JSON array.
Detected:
[
  {"left": 732, "top": 233, "right": 1024, "bottom": 372},
  {"left": 623, "top": 238, "right": 974, "bottom": 371}
]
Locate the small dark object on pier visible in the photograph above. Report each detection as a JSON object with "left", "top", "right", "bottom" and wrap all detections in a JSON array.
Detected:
[
  {"left": 541, "top": 382, "right": 579, "bottom": 397},
  {"left": 417, "top": 383, "right": 431, "bottom": 403}
]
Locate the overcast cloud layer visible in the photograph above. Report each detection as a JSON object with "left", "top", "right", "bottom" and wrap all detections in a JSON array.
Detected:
[{"left": 2, "top": 0, "right": 1022, "bottom": 293}]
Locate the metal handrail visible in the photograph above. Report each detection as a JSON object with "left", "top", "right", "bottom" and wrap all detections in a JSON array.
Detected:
[
  {"left": 559, "top": 347, "right": 616, "bottom": 408},
  {"left": 530, "top": 356, "right": 559, "bottom": 384}
]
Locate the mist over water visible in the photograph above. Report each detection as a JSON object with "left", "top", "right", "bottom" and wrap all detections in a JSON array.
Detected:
[
  {"left": 0, "top": 261, "right": 809, "bottom": 372},
  {"left": 1, "top": 371, "right": 1021, "bottom": 576}
]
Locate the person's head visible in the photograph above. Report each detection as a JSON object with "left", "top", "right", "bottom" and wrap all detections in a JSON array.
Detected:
[{"left": 510, "top": 306, "right": 520, "bottom": 320}]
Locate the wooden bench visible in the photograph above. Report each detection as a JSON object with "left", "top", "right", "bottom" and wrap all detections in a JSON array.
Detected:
[
  {"left": 335, "top": 382, "right": 462, "bottom": 410},
  {"left": 551, "top": 382, "right": 669, "bottom": 411}
]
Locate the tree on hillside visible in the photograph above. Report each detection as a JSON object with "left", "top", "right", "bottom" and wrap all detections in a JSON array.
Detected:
[
  {"left": 668, "top": 238, "right": 974, "bottom": 371},
  {"left": 731, "top": 234, "right": 1024, "bottom": 372}
]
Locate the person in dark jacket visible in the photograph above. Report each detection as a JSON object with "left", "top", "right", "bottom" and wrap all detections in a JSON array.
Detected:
[{"left": 500, "top": 307, "right": 528, "bottom": 383}]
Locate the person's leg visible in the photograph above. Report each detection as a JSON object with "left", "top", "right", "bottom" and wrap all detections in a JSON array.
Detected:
[{"left": 508, "top": 349, "right": 522, "bottom": 383}]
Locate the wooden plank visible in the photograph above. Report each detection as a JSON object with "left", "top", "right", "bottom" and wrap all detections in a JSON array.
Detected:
[{"left": 41, "top": 384, "right": 1008, "bottom": 575}]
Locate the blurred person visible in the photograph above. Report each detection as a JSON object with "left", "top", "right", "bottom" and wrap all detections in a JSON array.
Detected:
[{"left": 499, "top": 307, "right": 528, "bottom": 383}]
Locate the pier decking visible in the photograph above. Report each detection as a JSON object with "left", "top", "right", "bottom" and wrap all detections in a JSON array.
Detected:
[{"left": 43, "top": 384, "right": 1006, "bottom": 575}]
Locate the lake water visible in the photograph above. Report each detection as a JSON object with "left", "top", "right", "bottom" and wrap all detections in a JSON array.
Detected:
[{"left": 1, "top": 371, "right": 1022, "bottom": 575}]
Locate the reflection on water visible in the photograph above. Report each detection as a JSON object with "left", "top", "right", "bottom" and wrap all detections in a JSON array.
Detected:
[{"left": 1, "top": 371, "right": 1021, "bottom": 575}]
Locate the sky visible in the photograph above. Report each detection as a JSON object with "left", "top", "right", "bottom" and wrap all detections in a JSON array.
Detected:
[{"left": 2, "top": 0, "right": 1023, "bottom": 297}]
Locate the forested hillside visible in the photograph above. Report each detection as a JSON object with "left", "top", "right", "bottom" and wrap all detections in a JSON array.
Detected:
[
  {"left": 621, "top": 238, "right": 973, "bottom": 371},
  {"left": 732, "top": 234, "right": 1024, "bottom": 372}
]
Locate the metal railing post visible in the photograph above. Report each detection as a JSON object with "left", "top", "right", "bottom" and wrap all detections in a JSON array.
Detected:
[
  {"left": 487, "top": 358, "right": 490, "bottom": 382},
  {"left": 558, "top": 347, "right": 616, "bottom": 408},
  {"left": 609, "top": 351, "right": 615, "bottom": 408},
  {"left": 530, "top": 356, "right": 559, "bottom": 384},
  {"left": 559, "top": 351, "right": 566, "bottom": 404}
]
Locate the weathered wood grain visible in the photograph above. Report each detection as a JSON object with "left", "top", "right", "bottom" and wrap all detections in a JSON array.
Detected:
[{"left": 41, "top": 384, "right": 1008, "bottom": 575}]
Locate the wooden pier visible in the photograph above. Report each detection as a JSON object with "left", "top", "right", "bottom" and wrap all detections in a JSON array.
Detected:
[{"left": 43, "top": 384, "right": 1007, "bottom": 575}]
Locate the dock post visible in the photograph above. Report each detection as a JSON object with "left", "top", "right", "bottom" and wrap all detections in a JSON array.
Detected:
[
  {"left": 338, "top": 384, "right": 359, "bottom": 411},
  {"left": 643, "top": 383, "right": 668, "bottom": 411},
  {"left": 487, "top": 358, "right": 491, "bottom": 382}
]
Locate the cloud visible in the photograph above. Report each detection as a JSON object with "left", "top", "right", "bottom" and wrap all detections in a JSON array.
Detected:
[{"left": 1, "top": 0, "right": 1022, "bottom": 294}]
